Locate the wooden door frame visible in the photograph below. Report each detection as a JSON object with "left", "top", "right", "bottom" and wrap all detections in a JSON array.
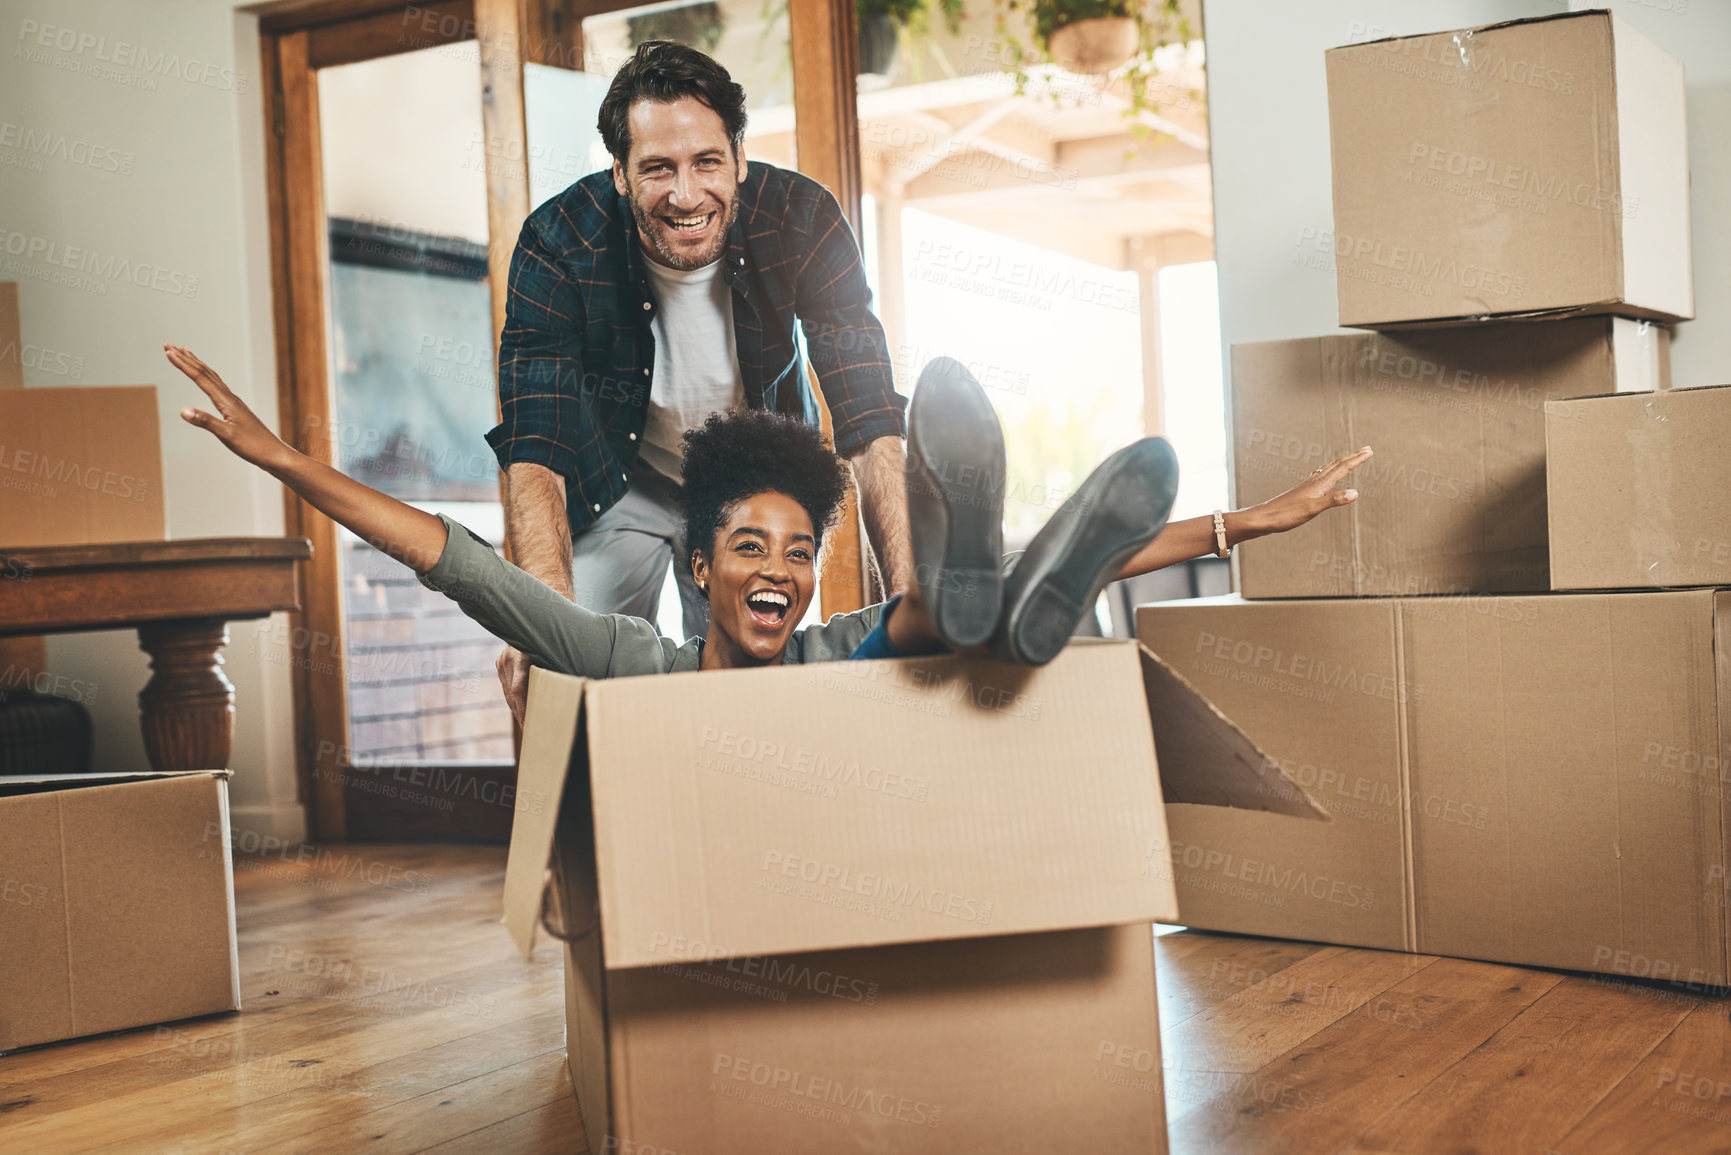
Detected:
[{"left": 257, "top": 0, "right": 863, "bottom": 838}]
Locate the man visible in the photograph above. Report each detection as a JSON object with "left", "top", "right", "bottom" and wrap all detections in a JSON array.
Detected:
[{"left": 488, "top": 41, "right": 914, "bottom": 721}]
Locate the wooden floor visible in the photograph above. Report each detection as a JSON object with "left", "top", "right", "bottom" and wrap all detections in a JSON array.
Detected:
[{"left": 4, "top": 846, "right": 1729, "bottom": 1154}]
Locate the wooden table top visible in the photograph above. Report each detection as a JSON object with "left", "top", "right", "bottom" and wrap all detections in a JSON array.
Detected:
[
  {"left": 0, "top": 537, "right": 312, "bottom": 635},
  {"left": 3, "top": 537, "right": 312, "bottom": 572}
]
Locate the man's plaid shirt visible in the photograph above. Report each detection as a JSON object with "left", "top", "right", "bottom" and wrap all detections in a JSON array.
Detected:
[{"left": 487, "top": 161, "right": 906, "bottom": 532}]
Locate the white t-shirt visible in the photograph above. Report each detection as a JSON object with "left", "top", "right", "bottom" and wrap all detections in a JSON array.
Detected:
[{"left": 637, "top": 255, "right": 745, "bottom": 483}]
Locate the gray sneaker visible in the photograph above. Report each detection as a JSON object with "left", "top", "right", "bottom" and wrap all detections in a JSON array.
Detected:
[
  {"left": 905, "top": 357, "right": 1006, "bottom": 651},
  {"left": 993, "top": 437, "right": 1180, "bottom": 666}
]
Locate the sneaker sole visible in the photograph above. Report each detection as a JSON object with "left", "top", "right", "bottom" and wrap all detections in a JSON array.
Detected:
[
  {"left": 1001, "top": 438, "right": 1179, "bottom": 665},
  {"left": 906, "top": 358, "right": 1006, "bottom": 650}
]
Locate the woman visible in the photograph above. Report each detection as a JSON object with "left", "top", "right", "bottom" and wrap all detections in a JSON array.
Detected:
[{"left": 164, "top": 345, "right": 1370, "bottom": 698}]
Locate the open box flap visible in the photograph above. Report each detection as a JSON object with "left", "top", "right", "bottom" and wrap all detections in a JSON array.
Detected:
[
  {"left": 501, "top": 667, "right": 587, "bottom": 958},
  {"left": 1138, "top": 646, "right": 1329, "bottom": 821},
  {"left": 586, "top": 642, "right": 1173, "bottom": 969}
]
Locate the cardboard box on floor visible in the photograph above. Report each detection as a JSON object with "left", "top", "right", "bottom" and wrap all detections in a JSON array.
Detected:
[
  {"left": 504, "top": 642, "right": 1325, "bottom": 1154},
  {"left": 1232, "top": 316, "right": 1666, "bottom": 599},
  {"left": 1547, "top": 384, "right": 1731, "bottom": 590},
  {"left": 0, "top": 771, "right": 241, "bottom": 1052},
  {"left": 1137, "top": 596, "right": 1731, "bottom": 987},
  {"left": 1325, "top": 10, "right": 1692, "bottom": 329},
  {"left": 0, "top": 385, "right": 165, "bottom": 548}
]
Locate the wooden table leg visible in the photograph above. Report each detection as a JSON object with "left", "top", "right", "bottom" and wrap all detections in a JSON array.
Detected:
[{"left": 137, "top": 618, "right": 235, "bottom": 771}]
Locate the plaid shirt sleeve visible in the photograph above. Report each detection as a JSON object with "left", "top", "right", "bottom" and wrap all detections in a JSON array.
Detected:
[
  {"left": 486, "top": 219, "right": 593, "bottom": 479},
  {"left": 793, "top": 187, "right": 907, "bottom": 457}
]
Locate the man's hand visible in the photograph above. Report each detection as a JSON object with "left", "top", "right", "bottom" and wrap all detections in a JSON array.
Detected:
[
  {"left": 1239, "top": 446, "right": 1373, "bottom": 539},
  {"left": 499, "top": 462, "right": 575, "bottom": 725},
  {"left": 497, "top": 646, "right": 532, "bottom": 726},
  {"left": 847, "top": 435, "right": 915, "bottom": 594}
]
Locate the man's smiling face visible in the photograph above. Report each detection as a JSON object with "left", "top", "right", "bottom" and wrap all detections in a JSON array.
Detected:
[{"left": 613, "top": 95, "right": 746, "bottom": 271}]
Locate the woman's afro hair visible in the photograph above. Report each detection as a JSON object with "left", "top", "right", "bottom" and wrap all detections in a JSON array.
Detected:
[{"left": 679, "top": 409, "right": 850, "bottom": 571}]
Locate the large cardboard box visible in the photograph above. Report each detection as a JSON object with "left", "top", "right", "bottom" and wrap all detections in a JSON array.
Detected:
[
  {"left": 504, "top": 643, "right": 1323, "bottom": 1153},
  {"left": 1547, "top": 384, "right": 1731, "bottom": 590},
  {"left": 1232, "top": 317, "right": 1666, "bottom": 599},
  {"left": 0, "top": 385, "right": 165, "bottom": 548},
  {"left": 0, "top": 771, "right": 241, "bottom": 1052},
  {"left": 1137, "top": 596, "right": 1731, "bottom": 987},
  {"left": 1325, "top": 10, "right": 1692, "bottom": 329}
]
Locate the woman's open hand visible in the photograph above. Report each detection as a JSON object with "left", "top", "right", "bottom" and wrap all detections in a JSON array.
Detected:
[
  {"left": 165, "top": 344, "right": 294, "bottom": 472},
  {"left": 1241, "top": 446, "right": 1373, "bottom": 539}
]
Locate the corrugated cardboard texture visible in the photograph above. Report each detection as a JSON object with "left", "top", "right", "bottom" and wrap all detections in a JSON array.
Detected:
[
  {"left": 502, "top": 669, "right": 587, "bottom": 957},
  {"left": 1325, "top": 11, "right": 1692, "bottom": 328},
  {"left": 1403, "top": 591, "right": 1725, "bottom": 980},
  {"left": 0, "top": 283, "right": 21, "bottom": 389},
  {"left": 0, "top": 386, "right": 165, "bottom": 548},
  {"left": 601, "top": 925, "right": 1164, "bottom": 1154},
  {"left": 1137, "top": 594, "right": 1731, "bottom": 984},
  {"left": 1232, "top": 318, "right": 1662, "bottom": 598},
  {"left": 1547, "top": 385, "right": 1731, "bottom": 590},
  {"left": 1137, "top": 599, "right": 1409, "bottom": 951},
  {"left": 586, "top": 644, "right": 1174, "bottom": 967},
  {"left": 0, "top": 772, "right": 240, "bottom": 1051}
]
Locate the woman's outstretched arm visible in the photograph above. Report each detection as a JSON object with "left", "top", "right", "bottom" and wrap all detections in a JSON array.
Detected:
[
  {"left": 1115, "top": 446, "right": 1374, "bottom": 580},
  {"left": 166, "top": 344, "right": 449, "bottom": 574}
]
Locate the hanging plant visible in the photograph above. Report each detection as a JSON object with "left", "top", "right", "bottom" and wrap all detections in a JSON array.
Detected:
[
  {"left": 995, "top": 0, "right": 1199, "bottom": 135},
  {"left": 627, "top": 1, "right": 728, "bottom": 54}
]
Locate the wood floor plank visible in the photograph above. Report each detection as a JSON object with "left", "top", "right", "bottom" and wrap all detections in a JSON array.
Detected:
[
  {"left": 12, "top": 842, "right": 1717, "bottom": 1153},
  {"left": 1551, "top": 992, "right": 1731, "bottom": 1154},
  {"left": 1168, "top": 957, "right": 1563, "bottom": 1154},
  {"left": 1343, "top": 975, "right": 1701, "bottom": 1154},
  {"left": 1154, "top": 931, "right": 1330, "bottom": 1029},
  {"left": 1162, "top": 946, "right": 1437, "bottom": 1075},
  {"left": 118, "top": 1011, "right": 568, "bottom": 1155},
  {"left": 243, "top": 1048, "right": 574, "bottom": 1154},
  {"left": 420, "top": 1093, "right": 589, "bottom": 1155}
]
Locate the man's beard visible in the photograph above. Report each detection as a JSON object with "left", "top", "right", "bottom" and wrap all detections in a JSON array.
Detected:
[{"left": 630, "top": 188, "right": 740, "bottom": 271}]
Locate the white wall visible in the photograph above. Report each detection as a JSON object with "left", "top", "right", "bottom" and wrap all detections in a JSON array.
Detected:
[
  {"left": 2, "top": 0, "right": 300, "bottom": 839},
  {"left": 1202, "top": 0, "right": 1731, "bottom": 451}
]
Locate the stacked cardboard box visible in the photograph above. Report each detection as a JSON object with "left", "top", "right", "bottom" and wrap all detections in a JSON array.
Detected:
[
  {"left": 1141, "top": 11, "right": 1727, "bottom": 986},
  {"left": 504, "top": 644, "right": 1325, "bottom": 1152}
]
